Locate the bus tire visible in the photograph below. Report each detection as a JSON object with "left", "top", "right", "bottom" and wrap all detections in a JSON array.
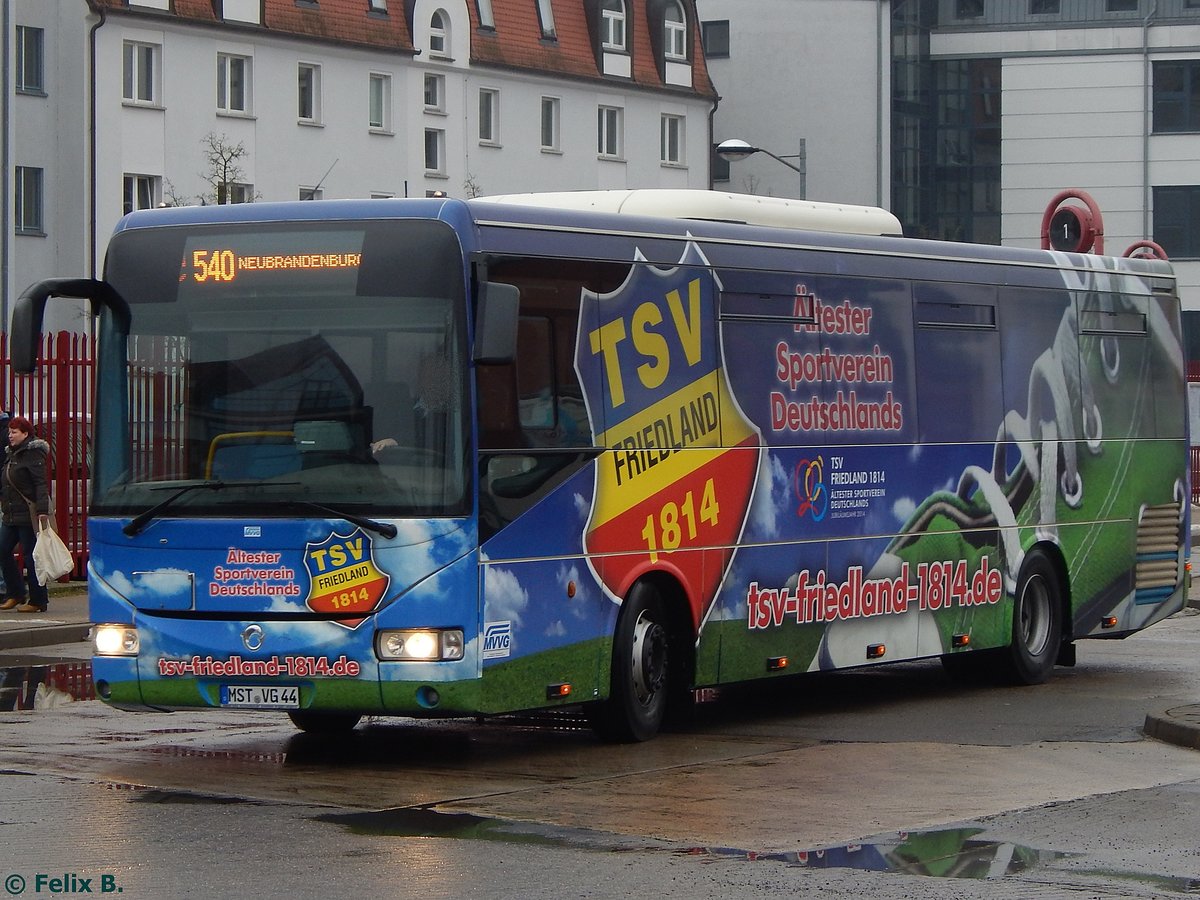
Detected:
[
  {"left": 1002, "top": 550, "right": 1063, "bottom": 685},
  {"left": 288, "top": 710, "right": 362, "bottom": 734},
  {"left": 592, "top": 582, "right": 670, "bottom": 743}
]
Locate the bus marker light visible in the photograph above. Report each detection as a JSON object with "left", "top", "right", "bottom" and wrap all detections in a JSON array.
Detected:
[
  {"left": 951, "top": 633, "right": 970, "bottom": 648},
  {"left": 546, "top": 683, "right": 572, "bottom": 699},
  {"left": 566, "top": 581, "right": 577, "bottom": 598},
  {"left": 93, "top": 625, "right": 140, "bottom": 657},
  {"left": 767, "top": 656, "right": 788, "bottom": 671},
  {"left": 441, "top": 630, "right": 465, "bottom": 661},
  {"left": 1102, "top": 616, "right": 1119, "bottom": 629},
  {"left": 866, "top": 644, "right": 886, "bottom": 660}
]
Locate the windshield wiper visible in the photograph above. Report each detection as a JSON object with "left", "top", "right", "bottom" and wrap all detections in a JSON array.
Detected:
[
  {"left": 122, "top": 483, "right": 398, "bottom": 539},
  {"left": 286, "top": 501, "right": 398, "bottom": 539},
  {"left": 122, "top": 480, "right": 295, "bottom": 537}
]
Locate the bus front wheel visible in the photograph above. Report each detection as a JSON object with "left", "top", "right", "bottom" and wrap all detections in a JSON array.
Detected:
[
  {"left": 288, "top": 710, "right": 362, "bottom": 734},
  {"left": 1002, "top": 550, "right": 1063, "bottom": 685},
  {"left": 592, "top": 583, "right": 670, "bottom": 743}
]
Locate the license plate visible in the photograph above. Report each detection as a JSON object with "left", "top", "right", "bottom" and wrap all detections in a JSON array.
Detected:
[{"left": 220, "top": 685, "right": 299, "bottom": 708}]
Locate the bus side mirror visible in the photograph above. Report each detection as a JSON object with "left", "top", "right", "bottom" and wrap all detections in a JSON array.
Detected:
[
  {"left": 473, "top": 281, "right": 519, "bottom": 365},
  {"left": 12, "top": 278, "right": 129, "bottom": 373}
]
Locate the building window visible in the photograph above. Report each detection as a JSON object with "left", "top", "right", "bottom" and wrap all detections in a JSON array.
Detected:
[
  {"left": 479, "top": 88, "right": 500, "bottom": 144},
  {"left": 702, "top": 20, "right": 729, "bottom": 58},
  {"left": 122, "top": 41, "right": 159, "bottom": 104},
  {"left": 218, "top": 182, "right": 253, "bottom": 204},
  {"left": 299, "top": 186, "right": 323, "bottom": 201},
  {"left": 369, "top": 0, "right": 388, "bottom": 12},
  {"left": 217, "top": 53, "right": 251, "bottom": 114},
  {"left": 476, "top": 0, "right": 495, "bottom": 28},
  {"left": 664, "top": 1, "right": 687, "bottom": 60},
  {"left": 424, "top": 73, "right": 445, "bottom": 111},
  {"left": 661, "top": 114, "right": 684, "bottom": 164},
  {"left": 123, "top": 174, "right": 159, "bottom": 215},
  {"left": 15, "top": 166, "right": 43, "bottom": 234},
  {"left": 598, "top": 105, "right": 623, "bottom": 158},
  {"left": 536, "top": 0, "right": 556, "bottom": 38},
  {"left": 1106, "top": 0, "right": 1138, "bottom": 8},
  {"left": 956, "top": 0, "right": 984, "bottom": 17},
  {"left": 430, "top": 10, "right": 448, "bottom": 55},
  {"left": 425, "top": 128, "right": 445, "bottom": 173},
  {"left": 541, "top": 96, "right": 560, "bottom": 151},
  {"left": 601, "top": 0, "right": 627, "bottom": 51},
  {"left": 1153, "top": 186, "right": 1200, "bottom": 257},
  {"left": 1029, "top": 0, "right": 1059, "bottom": 12},
  {"left": 298, "top": 63, "right": 321, "bottom": 123},
  {"left": 369, "top": 72, "right": 391, "bottom": 130},
  {"left": 15, "top": 26, "right": 44, "bottom": 94},
  {"left": 1153, "top": 61, "right": 1200, "bottom": 132}
]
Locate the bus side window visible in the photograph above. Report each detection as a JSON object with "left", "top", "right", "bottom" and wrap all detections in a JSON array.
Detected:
[
  {"left": 914, "top": 284, "right": 1002, "bottom": 444},
  {"left": 478, "top": 361, "right": 523, "bottom": 451}
]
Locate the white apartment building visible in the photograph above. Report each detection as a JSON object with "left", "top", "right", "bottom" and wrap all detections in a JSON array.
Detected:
[{"left": 4, "top": 0, "right": 717, "bottom": 331}]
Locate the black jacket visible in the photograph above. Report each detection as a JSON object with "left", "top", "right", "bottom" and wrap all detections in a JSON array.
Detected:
[{"left": 1, "top": 438, "right": 50, "bottom": 526}]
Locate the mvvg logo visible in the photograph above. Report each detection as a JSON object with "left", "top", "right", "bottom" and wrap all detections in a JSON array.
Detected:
[{"left": 482, "top": 621, "right": 512, "bottom": 659}]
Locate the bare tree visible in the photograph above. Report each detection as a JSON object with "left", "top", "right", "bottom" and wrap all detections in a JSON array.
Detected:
[
  {"left": 161, "top": 177, "right": 190, "bottom": 208},
  {"left": 199, "top": 132, "right": 258, "bottom": 205}
]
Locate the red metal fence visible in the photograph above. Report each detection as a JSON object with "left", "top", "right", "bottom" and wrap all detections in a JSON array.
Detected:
[
  {"left": 1191, "top": 363, "right": 1200, "bottom": 507},
  {"left": 0, "top": 332, "right": 94, "bottom": 580}
]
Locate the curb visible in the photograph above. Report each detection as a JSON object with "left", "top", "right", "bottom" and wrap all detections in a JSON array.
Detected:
[
  {"left": 1144, "top": 705, "right": 1200, "bottom": 751},
  {"left": 0, "top": 621, "right": 90, "bottom": 652}
]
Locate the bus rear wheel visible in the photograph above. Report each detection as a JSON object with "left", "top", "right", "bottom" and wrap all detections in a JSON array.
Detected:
[
  {"left": 592, "top": 583, "right": 670, "bottom": 743},
  {"left": 288, "top": 710, "right": 362, "bottom": 734},
  {"left": 1002, "top": 550, "right": 1063, "bottom": 685}
]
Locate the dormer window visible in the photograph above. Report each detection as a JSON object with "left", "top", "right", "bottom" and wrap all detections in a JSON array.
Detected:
[
  {"left": 368, "top": 0, "right": 387, "bottom": 12},
  {"left": 430, "top": 10, "right": 448, "bottom": 55},
  {"left": 664, "top": 0, "right": 686, "bottom": 60},
  {"left": 536, "top": 0, "right": 556, "bottom": 38},
  {"left": 601, "top": 0, "right": 626, "bottom": 51},
  {"left": 476, "top": 0, "right": 494, "bottom": 28}
]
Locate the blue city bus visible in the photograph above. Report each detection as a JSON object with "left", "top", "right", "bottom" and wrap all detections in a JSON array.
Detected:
[{"left": 13, "top": 190, "right": 1188, "bottom": 741}]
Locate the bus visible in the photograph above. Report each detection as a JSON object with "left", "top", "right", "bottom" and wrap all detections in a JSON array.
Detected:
[{"left": 13, "top": 189, "right": 1188, "bottom": 741}]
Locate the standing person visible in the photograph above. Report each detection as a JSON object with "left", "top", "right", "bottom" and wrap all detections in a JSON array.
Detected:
[{"left": 0, "top": 416, "right": 51, "bottom": 613}]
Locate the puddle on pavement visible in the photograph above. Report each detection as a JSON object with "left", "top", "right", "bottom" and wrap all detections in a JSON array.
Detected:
[
  {"left": 685, "top": 827, "right": 1065, "bottom": 878},
  {"left": 320, "top": 807, "right": 627, "bottom": 851},
  {"left": 0, "top": 662, "right": 94, "bottom": 710},
  {"left": 320, "top": 813, "right": 1200, "bottom": 891}
]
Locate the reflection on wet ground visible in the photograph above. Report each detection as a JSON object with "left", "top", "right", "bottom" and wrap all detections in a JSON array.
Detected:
[
  {"left": 317, "top": 807, "right": 1200, "bottom": 893},
  {"left": 0, "top": 662, "right": 94, "bottom": 710}
]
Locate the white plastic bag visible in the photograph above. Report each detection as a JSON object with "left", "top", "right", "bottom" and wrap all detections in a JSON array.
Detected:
[{"left": 33, "top": 520, "right": 73, "bottom": 585}]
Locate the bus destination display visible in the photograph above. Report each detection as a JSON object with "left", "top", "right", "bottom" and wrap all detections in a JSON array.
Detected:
[{"left": 179, "top": 230, "right": 366, "bottom": 287}]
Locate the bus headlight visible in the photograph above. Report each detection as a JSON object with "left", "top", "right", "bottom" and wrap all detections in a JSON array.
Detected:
[
  {"left": 376, "top": 629, "right": 464, "bottom": 661},
  {"left": 93, "top": 625, "right": 140, "bottom": 657}
]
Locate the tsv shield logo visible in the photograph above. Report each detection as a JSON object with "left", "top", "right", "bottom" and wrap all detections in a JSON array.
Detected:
[
  {"left": 303, "top": 528, "right": 390, "bottom": 629},
  {"left": 576, "top": 240, "right": 761, "bottom": 629}
]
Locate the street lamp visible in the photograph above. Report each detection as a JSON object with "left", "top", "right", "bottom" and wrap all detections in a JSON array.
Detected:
[{"left": 715, "top": 138, "right": 804, "bottom": 175}]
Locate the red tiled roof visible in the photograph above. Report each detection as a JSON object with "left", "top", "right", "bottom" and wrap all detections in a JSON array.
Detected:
[
  {"left": 91, "top": 0, "right": 714, "bottom": 97},
  {"left": 470, "top": 1, "right": 715, "bottom": 97},
  {"left": 265, "top": 0, "right": 413, "bottom": 51},
  {"left": 93, "top": 0, "right": 413, "bottom": 51}
]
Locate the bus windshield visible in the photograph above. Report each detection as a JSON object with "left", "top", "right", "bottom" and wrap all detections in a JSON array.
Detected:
[{"left": 92, "top": 218, "right": 470, "bottom": 518}]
